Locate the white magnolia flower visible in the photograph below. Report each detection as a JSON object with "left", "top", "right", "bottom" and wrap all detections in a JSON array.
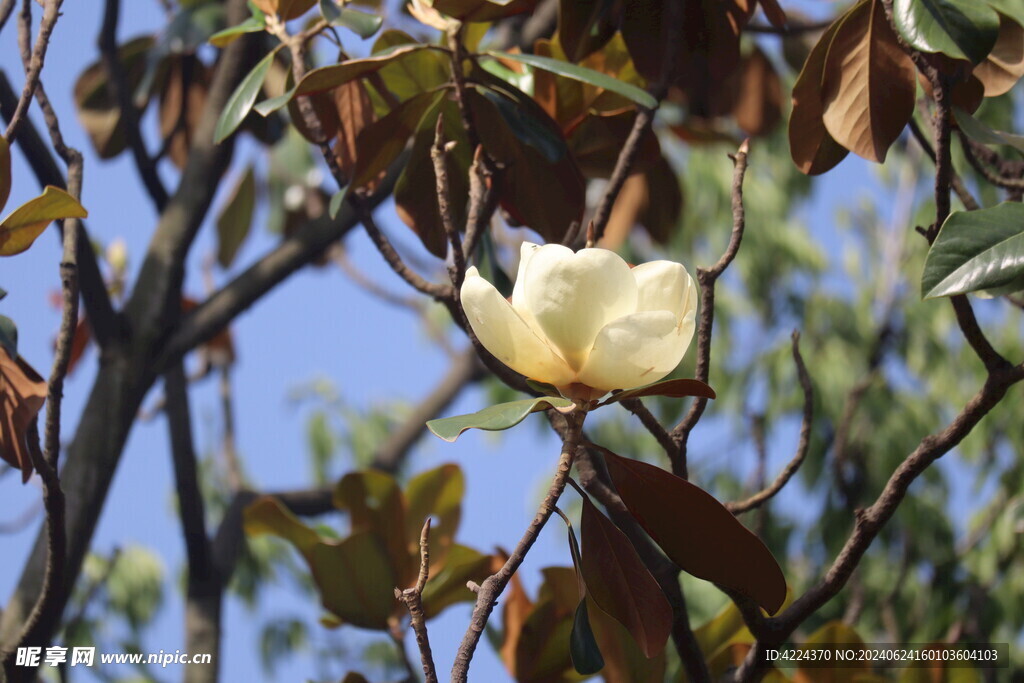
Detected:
[{"left": 461, "top": 242, "right": 697, "bottom": 399}]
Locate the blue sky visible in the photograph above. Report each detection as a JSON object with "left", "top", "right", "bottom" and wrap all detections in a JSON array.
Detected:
[{"left": 0, "top": 1, "right": 1010, "bottom": 681}]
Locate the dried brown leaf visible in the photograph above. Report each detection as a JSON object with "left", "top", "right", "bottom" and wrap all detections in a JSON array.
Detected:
[
  {"left": 789, "top": 15, "right": 848, "bottom": 174},
  {"left": 974, "top": 13, "right": 1024, "bottom": 97},
  {"left": 0, "top": 347, "right": 47, "bottom": 483}
]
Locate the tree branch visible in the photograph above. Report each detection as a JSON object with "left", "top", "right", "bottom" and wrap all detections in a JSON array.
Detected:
[
  {"left": 4, "top": 0, "right": 59, "bottom": 140},
  {"left": 98, "top": 0, "right": 169, "bottom": 211},
  {"left": 670, "top": 140, "right": 750, "bottom": 477},
  {"left": 587, "top": 108, "right": 655, "bottom": 247},
  {"left": 451, "top": 407, "right": 586, "bottom": 682},
  {"left": 394, "top": 520, "right": 438, "bottom": 683},
  {"left": 726, "top": 331, "right": 812, "bottom": 515}
]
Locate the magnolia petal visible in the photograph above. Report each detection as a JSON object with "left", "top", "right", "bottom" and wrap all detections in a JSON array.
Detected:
[
  {"left": 578, "top": 310, "right": 695, "bottom": 392},
  {"left": 632, "top": 261, "right": 696, "bottom": 323},
  {"left": 461, "top": 267, "right": 575, "bottom": 385},
  {"left": 511, "top": 241, "right": 541, "bottom": 331},
  {"left": 523, "top": 244, "right": 637, "bottom": 370}
]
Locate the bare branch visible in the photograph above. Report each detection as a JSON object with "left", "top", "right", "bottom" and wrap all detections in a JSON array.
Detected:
[
  {"left": 451, "top": 407, "right": 587, "bottom": 682},
  {"left": 431, "top": 115, "right": 467, "bottom": 287},
  {"left": 670, "top": 140, "right": 750, "bottom": 477},
  {"left": 462, "top": 145, "right": 498, "bottom": 261},
  {"left": 4, "top": 0, "right": 59, "bottom": 140},
  {"left": 360, "top": 208, "right": 455, "bottom": 301},
  {"left": 588, "top": 108, "right": 655, "bottom": 247},
  {"left": 395, "top": 520, "right": 438, "bottom": 683},
  {"left": 727, "top": 331, "right": 813, "bottom": 515}
]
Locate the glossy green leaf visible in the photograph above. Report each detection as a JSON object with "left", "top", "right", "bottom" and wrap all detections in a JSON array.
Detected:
[
  {"left": 216, "top": 166, "right": 256, "bottom": 268},
  {"left": 570, "top": 600, "right": 605, "bottom": 675},
  {"left": 599, "top": 378, "right": 716, "bottom": 406},
  {"left": 372, "top": 31, "right": 451, "bottom": 103},
  {"left": 0, "top": 136, "right": 10, "bottom": 213},
  {"left": 309, "top": 531, "right": 397, "bottom": 630},
  {"left": 0, "top": 186, "right": 88, "bottom": 257},
  {"left": 294, "top": 44, "right": 434, "bottom": 97},
  {"left": 253, "top": 87, "right": 295, "bottom": 117},
  {"left": 320, "top": 0, "right": 383, "bottom": 38},
  {"left": 0, "top": 314, "right": 17, "bottom": 357},
  {"left": 892, "top": 0, "right": 999, "bottom": 64},
  {"left": 214, "top": 45, "right": 281, "bottom": 144},
  {"left": 580, "top": 495, "right": 671, "bottom": 658},
  {"left": 953, "top": 107, "right": 1024, "bottom": 153},
  {"left": 526, "top": 379, "right": 561, "bottom": 396},
  {"left": 922, "top": 202, "right": 1024, "bottom": 298},
  {"left": 426, "top": 396, "right": 574, "bottom": 442},
  {"left": 475, "top": 85, "right": 566, "bottom": 163},
  {"left": 485, "top": 51, "right": 657, "bottom": 109},
  {"left": 601, "top": 447, "right": 788, "bottom": 615},
  {"left": 209, "top": 16, "right": 265, "bottom": 47}
]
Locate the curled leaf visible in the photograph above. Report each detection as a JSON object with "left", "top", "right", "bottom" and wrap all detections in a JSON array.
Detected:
[{"left": 0, "top": 347, "right": 47, "bottom": 483}]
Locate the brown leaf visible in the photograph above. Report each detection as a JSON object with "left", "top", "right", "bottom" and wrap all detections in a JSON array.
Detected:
[
  {"left": 65, "top": 317, "right": 91, "bottom": 376},
  {"left": 587, "top": 596, "right": 666, "bottom": 683},
  {"left": 0, "top": 347, "right": 47, "bottom": 483},
  {"left": 973, "top": 13, "right": 1024, "bottom": 97},
  {"left": 332, "top": 80, "right": 378, "bottom": 187},
  {"left": 73, "top": 36, "right": 154, "bottom": 159},
  {"left": 159, "top": 55, "right": 210, "bottom": 169},
  {"left": 469, "top": 88, "right": 585, "bottom": 245},
  {"left": 288, "top": 76, "right": 341, "bottom": 144},
  {"left": 557, "top": 0, "right": 621, "bottom": 63},
  {"left": 821, "top": 0, "right": 916, "bottom": 163},
  {"left": 758, "top": 0, "right": 787, "bottom": 29},
  {"left": 918, "top": 59, "right": 985, "bottom": 114},
  {"left": 499, "top": 563, "right": 534, "bottom": 677},
  {"left": 734, "top": 47, "right": 783, "bottom": 137},
  {"left": 568, "top": 112, "right": 661, "bottom": 178},
  {"left": 600, "top": 155, "right": 682, "bottom": 248},
  {"left": 601, "top": 447, "right": 787, "bottom": 614},
  {"left": 252, "top": 0, "right": 316, "bottom": 20},
  {"left": 430, "top": 0, "right": 539, "bottom": 22},
  {"left": 789, "top": 16, "right": 849, "bottom": 174},
  {"left": 580, "top": 495, "right": 672, "bottom": 658}
]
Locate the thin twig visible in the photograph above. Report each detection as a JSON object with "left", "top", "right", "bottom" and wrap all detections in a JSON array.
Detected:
[
  {"left": 451, "top": 406, "right": 587, "bottom": 682},
  {"left": 727, "top": 331, "right": 813, "bottom": 515},
  {"left": 361, "top": 209, "right": 455, "bottom": 301},
  {"left": 462, "top": 145, "right": 498, "bottom": 261},
  {"left": 670, "top": 140, "right": 750, "bottom": 478},
  {"left": 957, "top": 130, "right": 1024, "bottom": 191},
  {"left": 395, "top": 520, "right": 438, "bottom": 683},
  {"left": 431, "top": 115, "right": 467, "bottom": 287},
  {"left": 588, "top": 108, "right": 655, "bottom": 246},
  {"left": 908, "top": 116, "right": 979, "bottom": 211},
  {"left": 4, "top": 0, "right": 59, "bottom": 140}
]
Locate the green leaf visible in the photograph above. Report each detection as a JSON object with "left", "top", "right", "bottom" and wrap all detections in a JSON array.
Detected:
[
  {"left": 320, "top": 0, "right": 383, "bottom": 38},
  {"left": 243, "top": 496, "right": 322, "bottom": 559},
  {"left": 328, "top": 186, "right": 349, "bottom": 219},
  {"left": 333, "top": 470, "right": 412, "bottom": 585},
  {"left": 526, "top": 379, "right": 561, "bottom": 396},
  {"left": 404, "top": 464, "right": 464, "bottom": 562},
  {"left": 216, "top": 166, "right": 256, "bottom": 268},
  {"left": 0, "top": 314, "right": 17, "bottom": 357},
  {"left": 475, "top": 85, "right": 566, "bottom": 163},
  {"left": 209, "top": 16, "right": 265, "bottom": 47},
  {"left": 599, "top": 378, "right": 716, "bottom": 406},
  {"left": 294, "top": 44, "right": 434, "bottom": 97},
  {"left": 253, "top": 87, "right": 296, "bottom": 117},
  {"left": 309, "top": 531, "right": 398, "bottom": 630},
  {"left": 570, "top": 600, "right": 605, "bottom": 675},
  {"left": 953, "top": 107, "right": 1024, "bottom": 153},
  {"left": 922, "top": 202, "right": 1024, "bottom": 298},
  {"left": 419, "top": 544, "right": 492, "bottom": 619},
  {"left": 892, "top": 0, "right": 1000, "bottom": 64},
  {"left": 214, "top": 45, "right": 281, "bottom": 144},
  {"left": 485, "top": 50, "right": 658, "bottom": 109},
  {"left": 580, "top": 494, "right": 671, "bottom": 658},
  {"left": 601, "top": 447, "right": 788, "bottom": 615},
  {"left": 0, "top": 136, "right": 11, "bottom": 214},
  {"left": 0, "top": 186, "right": 88, "bottom": 257},
  {"left": 426, "top": 396, "right": 574, "bottom": 442},
  {"left": 371, "top": 31, "right": 451, "bottom": 103}
]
